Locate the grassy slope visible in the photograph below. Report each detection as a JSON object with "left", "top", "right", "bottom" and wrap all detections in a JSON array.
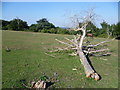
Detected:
[{"left": 2, "top": 31, "right": 118, "bottom": 88}]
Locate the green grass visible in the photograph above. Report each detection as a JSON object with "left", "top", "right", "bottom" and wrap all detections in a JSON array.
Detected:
[{"left": 2, "top": 30, "right": 118, "bottom": 88}]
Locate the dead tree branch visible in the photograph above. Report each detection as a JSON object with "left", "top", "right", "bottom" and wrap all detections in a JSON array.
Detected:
[
  {"left": 83, "top": 48, "right": 109, "bottom": 54},
  {"left": 55, "top": 39, "right": 73, "bottom": 47},
  {"left": 87, "top": 40, "right": 111, "bottom": 47},
  {"left": 51, "top": 9, "right": 111, "bottom": 81}
]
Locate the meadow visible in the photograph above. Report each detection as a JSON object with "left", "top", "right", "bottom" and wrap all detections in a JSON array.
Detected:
[{"left": 2, "top": 30, "right": 118, "bottom": 88}]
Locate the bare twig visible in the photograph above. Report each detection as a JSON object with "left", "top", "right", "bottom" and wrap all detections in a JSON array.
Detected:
[
  {"left": 44, "top": 53, "right": 56, "bottom": 58},
  {"left": 55, "top": 39, "right": 73, "bottom": 47},
  {"left": 69, "top": 52, "right": 77, "bottom": 56},
  {"left": 64, "top": 37, "right": 78, "bottom": 46},
  {"left": 87, "top": 40, "right": 111, "bottom": 47},
  {"left": 49, "top": 47, "right": 70, "bottom": 52},
  {"left": 83, "top": 48, "right": 109, "bottom": 54}
]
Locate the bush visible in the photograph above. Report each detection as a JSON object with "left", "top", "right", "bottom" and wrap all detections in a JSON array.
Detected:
[
  {"left": 98, "top": 34, "right": 107, "bottom": 38},
  {"left": 68, "top": 30, "right": 77, "bottom": 35},
  {"left": 56, "top": 28, "right": 69, "bottom": 34},
  {"left": 40, "top": 29, "right": 48, "bottom": 33},
  {"left": 29, "top": 24, "right": 38, "bottom": 32},
  {"left": 50, "top": 28, "right": 57, "bottom": 34}
]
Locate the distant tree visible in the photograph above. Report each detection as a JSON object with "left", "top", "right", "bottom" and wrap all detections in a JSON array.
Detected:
[
  {"left": 100, "top": 21, "right": 108, "bottom": 33},
  {"left": 100, "top": 21, "right": 108, "bottom": 29},
  {"left": 36, "top": 18, "right": 55, "bottom": 32},
  {"left": 94, "top": 28, "right": 101, "bottom": 37},
  {"left": 40, "top": 28, "right": 48, "bottom": 33},
  {"left": 55, "top": 27, "right": 68, "bottom": 34},
  {"left": 99, "top": 21, "right": 120, "bottom": 38},
  {"left": 112, "top": 22, "right": 120, "bottom": 37},
  {"left": 98, "top": 21, "right": 110, "bottom": 38},
  {"left": 0, "top": 20, "right": 10, "bottom": 30},
  {"left": 8, "top": 18, "right": 29, "bottom": 31},
  {"left": 29, "top": 24, "right": 37, "bottom": 32},
  {"left": 49, "top": 28, "right": 57, "bottom": 34},
  {"left": 68, "top": 30, "right": 77, "bottom": 35},
  {"left": 86, "top": 21, "right": 100, "bottom": 36},
  {"left": 86, "top": 22, "right": 96, "bottom": 32}
]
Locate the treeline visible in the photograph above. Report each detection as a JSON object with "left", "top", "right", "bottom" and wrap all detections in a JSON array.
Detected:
[
  {"left": 1, "top": 18, "right": 77, "bottom": 35},
  {"left": 87, "top": 21, "right": 120, "bottom": 38},
  {"left": 1, "top": 18, "right": 120, "bottom": 38}
]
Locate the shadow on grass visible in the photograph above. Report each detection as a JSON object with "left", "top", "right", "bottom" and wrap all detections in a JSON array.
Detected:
[
  {"left": 46, "top": 81, "right": 54, "bottom": 88},
  {"left": 19, "top": 79, "right": 28, "bottom": 88}
]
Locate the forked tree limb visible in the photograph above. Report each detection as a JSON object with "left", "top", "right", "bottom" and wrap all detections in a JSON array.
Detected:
[{"left": 76, "top": 22, "right": 100, "bottom": 80}]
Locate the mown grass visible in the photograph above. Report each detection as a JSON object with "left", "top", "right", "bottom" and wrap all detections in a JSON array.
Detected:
[{"left": 2, "top": 30, "right": 118, "bottom": 88}]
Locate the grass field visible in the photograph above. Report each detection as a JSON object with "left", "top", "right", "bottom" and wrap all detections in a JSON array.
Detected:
[{"left": 2, "top": 30, "right": 118, "bottom": 88}]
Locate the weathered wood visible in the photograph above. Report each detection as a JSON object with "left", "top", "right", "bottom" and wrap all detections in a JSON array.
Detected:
[
  {"left": 32, "top": 80, "right": 46, "bottom": 88},
  {"left": 52, "top": 10, "right": 111, "bottom": 80},
  {"left": 83, "top": 48, "right": 109, "bottom": 54},
  {"left": 22, "top": 80, "right": 46, "bottom": 88},
  {"left": 78, "top": 48, "right": 100, "bottom": 80},
  {"left": 77, "top": 22, "right": 100, "bottom": 80},
  {"left": 87, "top": 40, "right": 111, "bottom": 47}
]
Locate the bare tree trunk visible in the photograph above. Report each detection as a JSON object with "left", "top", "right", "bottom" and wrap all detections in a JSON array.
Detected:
[
  {"left": 54, "top": 9, "right": 108, "bottom": 80},
  {"left": 78, "top": 48, "right": 99, "bottom": 80},
  {"left": 77, "top": 26, "right": 100, "bottom": 80}
]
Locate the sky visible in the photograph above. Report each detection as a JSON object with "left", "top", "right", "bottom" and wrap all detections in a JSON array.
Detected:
[{"left": 2, "top": 2, "right": 118, "bottom": 28}]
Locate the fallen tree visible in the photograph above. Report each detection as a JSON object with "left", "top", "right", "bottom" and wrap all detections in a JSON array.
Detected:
[{"left": 50, "top": 9, "right": 112, "bottom": 81}]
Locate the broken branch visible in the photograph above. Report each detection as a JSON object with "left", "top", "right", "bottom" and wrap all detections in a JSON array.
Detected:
[
  {"left": 87, "top": 40, "right": 111, "bottom": 47},
  {"left": 83, "top": 48, "right": 109, "bottom": 54},
  {"left": 64, "top": 37, "right": 78, "bottom": 46},
  {"left": 55, "top": 39, "right": 73, "bottom": 47}
]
